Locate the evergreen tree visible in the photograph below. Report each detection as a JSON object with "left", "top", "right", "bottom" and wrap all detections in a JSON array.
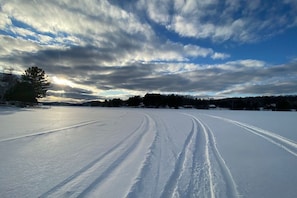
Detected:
[
  {"left": 22, "top": 66, "right": 50, "bottom": 99},
  {"left": 4, "top": 81, "right": 37, "bottom": 103},
  {"left": 4, "top": 66, "right": 50, "bottom": 103}
]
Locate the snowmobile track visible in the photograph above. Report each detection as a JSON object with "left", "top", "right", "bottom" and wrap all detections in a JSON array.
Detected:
[
  {"left": 208, "top": 115, "right": 297, "bottom": 158},
  {"left": 40, "top": 113, "right": 155, "bottom": 198},
  {"left": 184, "top": 113, "right": 239, "bottom": 198},
  {"left": 0, "top": 120, "right": 101, "bottom": 143}
]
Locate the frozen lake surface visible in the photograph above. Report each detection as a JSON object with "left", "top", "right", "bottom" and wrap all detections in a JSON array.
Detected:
[{"left": 1, "top": 107, "right": 297, "bottom": 198}]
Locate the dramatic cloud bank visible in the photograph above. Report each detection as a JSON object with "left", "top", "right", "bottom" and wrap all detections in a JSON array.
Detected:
[{"left": 0, "top": 0, "right": 296, "bottom": 101}]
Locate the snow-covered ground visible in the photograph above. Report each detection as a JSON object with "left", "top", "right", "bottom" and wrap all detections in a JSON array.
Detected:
[{"left": 1, "top": 107, "right": 297, "bottom": 198}]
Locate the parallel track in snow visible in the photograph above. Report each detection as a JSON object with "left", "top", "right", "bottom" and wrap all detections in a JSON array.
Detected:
[
  {"left": 81, "top": 113, "right": 156, "bottom": 198},
  {"left": 125, "top": 112, "right": 198, "bottom": 198},
  {"left": 160, "top": 116, "right": 198, "bottom": 198},
  {"left": 183, "top": 113, "right": 239, "bottom": 198},
  {"left": 125, "top": 114, "right": 163, "bottom": 198},
  {"left": 40, "top": 113, "right": 156, "bottom": 198},
  {"left": 133, "top": 112, "right": 239, "bottom": 198},
  {"left": 208, "top": 115, "right": 297, "bottom": 158},
  {"left": 0, "top": 120, "right": 101, "bottom": 143}
]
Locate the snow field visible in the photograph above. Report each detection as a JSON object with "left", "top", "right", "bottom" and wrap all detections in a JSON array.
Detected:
[{"left": 1, "top": 107, "right": 297, "bottom": 198}]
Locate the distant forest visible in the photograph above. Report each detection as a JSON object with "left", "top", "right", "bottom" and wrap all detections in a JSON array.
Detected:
[{"left": 45, "top": 94, "right": 297, "bottom": 111}]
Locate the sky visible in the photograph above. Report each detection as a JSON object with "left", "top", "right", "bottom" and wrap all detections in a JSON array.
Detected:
[{"left": 0, "top": 0, "right": 297, "bottom": 102}]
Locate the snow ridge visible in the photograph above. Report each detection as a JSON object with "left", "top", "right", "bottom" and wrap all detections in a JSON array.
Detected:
[{"left": 209, "top": 115, "right": 297, "bottom": 158}]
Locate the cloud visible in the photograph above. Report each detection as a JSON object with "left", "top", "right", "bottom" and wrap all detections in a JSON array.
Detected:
[
  {"left": 48, "top": 60, "right": 296, "bottom": 98},
  {"left": 136, "top": 0, "right": 297, "bottom": 42},
  {"left": 1, "top": 0, "right": 153, "bottom": 51},
  {"left": 1, "top": 0, "right": 227, "bottom": 70},
  {"left": 137, "top": 0, "right": 172, "bottom": 25},
  {"left": 110, "top": 60, "right": 297, "bottom": 96},
  {"left": 211, "top": 52, "right": 230, "bottom": 60},
  {"left": 47, "top": 85, "right": 99, "bottom": 101},
  {"left": 228, "top": 80, "right": 297, "bottom": 96}
]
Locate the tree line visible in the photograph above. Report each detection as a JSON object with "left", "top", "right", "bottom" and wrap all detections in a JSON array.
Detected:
[{"left": 79, "top": 93, "right": 297, "bottom": 111}]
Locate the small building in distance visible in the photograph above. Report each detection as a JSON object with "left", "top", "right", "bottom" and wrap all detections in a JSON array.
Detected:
[{"left": 208, "top": 104, "right": 216, "bottom": 109}]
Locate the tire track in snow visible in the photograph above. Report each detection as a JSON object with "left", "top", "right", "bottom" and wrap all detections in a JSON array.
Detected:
[
  {"left": 185, "top": 114, "right": 239, "bottom": 198},
  {"left": 125, "top": 117, "right": 160, "bottom": 198},
  {"left": 182, "top": 114, "right": 215, "bottom": 198},
  {"left": 195, "top": 116, "right": 215, "bottom": 198},
  {"left": 126, "top": 113, "right": 180, "bottom": 198},
  {"left": 208, "top": 115, "right": 297, "bottom": 158},
  {"left": 0, "top": 120, "right": 101, "bottom": 143},
  {"left": 171, "top": 118, "right": 198, "bottom": 198},
  {"left": 40, "top": 115, "right": 155, "bottom": 197},
  {"left": 79, "top": 113, "right": 156, "bottom": 197},
  {"left": 198, "top": 118, "right": 239, "bottom": 198},
  {"left": 160, "top": 116, "right": 198, "bottom": 198}
]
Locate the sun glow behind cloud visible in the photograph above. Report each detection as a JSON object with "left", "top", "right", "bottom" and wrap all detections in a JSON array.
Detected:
[
  {"left": 49, "top": 75, "right": 103, "bottom": 102},
  {"left": 52, "top": 76, "right": 75, "bottom": 87},
  {"left": 51, "top": 76, "right": 97, "bottom": 93}
]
